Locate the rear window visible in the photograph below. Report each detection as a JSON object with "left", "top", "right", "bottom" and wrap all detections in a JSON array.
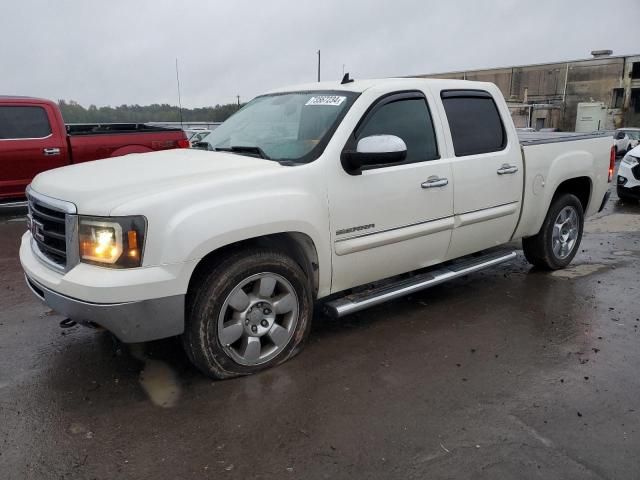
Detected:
[
  {"left": 0, "top": 106, "right": 52, "bottom": 139},
  {"left": 441, "top": 91, "right": 506, "bottom": 156}
]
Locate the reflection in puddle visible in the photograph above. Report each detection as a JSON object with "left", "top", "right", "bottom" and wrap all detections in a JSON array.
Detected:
[
  {"left": 129, "top": 344, "right": 181, "bottom": 408},
  {"left": 552, "top": 264, "right": 606, "bottom": 279}
]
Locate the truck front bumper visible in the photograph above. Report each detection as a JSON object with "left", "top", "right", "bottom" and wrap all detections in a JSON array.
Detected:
[
  {"left": 25, "top": 275, "right": 184, "bottom": 343},
  {"left": 20, "top": 232, "right": 195, "bottom": 343},
  {"left": 617, "top": 158, "right": 640, "bottom": 199}
]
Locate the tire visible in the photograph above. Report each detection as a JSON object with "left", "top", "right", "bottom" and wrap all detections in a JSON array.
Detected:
[
  {"left": 617, "top": 186, "right": 638, "bottom": 203},
  {"left": 522, "top": 193, "right": 584, "bottom": 270},
  {"left": 182, "top": 248, "right": 313, "bottom": 379}
]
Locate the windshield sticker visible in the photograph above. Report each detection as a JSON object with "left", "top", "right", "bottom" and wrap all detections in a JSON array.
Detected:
[{"left": 305, "top": 95, "right": 346, "bottom": 106}]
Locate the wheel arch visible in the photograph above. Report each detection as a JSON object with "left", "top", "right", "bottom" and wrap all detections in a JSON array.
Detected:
[
  {"left": 187, "top": 232, "right": 321, "bottom": 302},
  {"left": 110, "top": 144, "right": 153, "bottom": 157},
  {"left": 551, "top": 176, "right": 592, "bottom": 212}
]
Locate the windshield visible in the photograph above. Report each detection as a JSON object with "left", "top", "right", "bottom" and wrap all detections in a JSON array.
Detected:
[
  {"left": 202, "top": 91, "right": 358, "bottom": 162},
  {"left": 189, "top": 131, "right": 210, "bottom": 142},
  {"left": 626, "top": 131, "right": 640, "bottom": 140}
]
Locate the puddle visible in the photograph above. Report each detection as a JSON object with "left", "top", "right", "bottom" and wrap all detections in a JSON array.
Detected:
[
  {"left": 69, "top": 422, "right": 87, "bottom": 435},
  {"left": 612, "top": 250, "right": 634, "bottom": 256},
  {"left": 551, "top": 263, "right": 606, "bottom": 279},
  {"left": 584, "top": 214, "right": 640, "bottom": 234},
  {"left": 129, "top": 344, "right": 181, "bottom": 408}
]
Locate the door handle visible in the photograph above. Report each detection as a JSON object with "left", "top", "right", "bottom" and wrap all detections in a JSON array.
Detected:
[
  {"left": 421, "top": 176, "right": 449, "bottom": 188},
  {"left": 497, "top": 163, "right": 518, "bottom": 175},
  {"left": 43, "top": 148, "right": 61, "bottom": 156}
]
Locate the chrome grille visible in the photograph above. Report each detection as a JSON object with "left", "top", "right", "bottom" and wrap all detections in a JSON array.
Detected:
[
  {"left": 30, "top": 199, "right": 67, "bottom": 265},
  {"left": 27, "top": 188, "right": 77, "bottom": 272}
]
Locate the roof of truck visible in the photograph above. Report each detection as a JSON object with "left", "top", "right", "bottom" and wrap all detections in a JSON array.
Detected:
[
  {"left": 265, "top": 77, "right": 495, "bottom": 95},
  {"left": 0, "top": 95, "right": 56, "bottom": 106}
]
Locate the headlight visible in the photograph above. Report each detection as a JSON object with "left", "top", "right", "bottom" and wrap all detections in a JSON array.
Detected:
[
  {"left": 622, "top": 155, "right": 639, "bottom": 167},
  {"left": 78, "top": 216, "right": 146, "bottom": 268}
]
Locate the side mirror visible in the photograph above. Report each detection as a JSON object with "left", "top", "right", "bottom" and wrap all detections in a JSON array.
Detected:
[{"left": 341, "top": 135, "right": 407, "bottom": 174}]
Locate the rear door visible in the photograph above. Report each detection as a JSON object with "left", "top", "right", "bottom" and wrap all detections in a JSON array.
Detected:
[
  {"left": 436, "top": 89, "right": 523, "bottom": 259},
  {"left": 329, "top": 90, "right": 454, "bottom": 292},
  {"left": 0, "top": 103, "right": 68, "bottom": 200}
]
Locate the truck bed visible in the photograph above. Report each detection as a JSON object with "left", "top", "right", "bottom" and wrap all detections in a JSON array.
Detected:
[
  {"left": 66, "top": 123, "right": 183, "bottom": 135},
  {"left": 518, "top": 130, "right": 612, "bottom": 146}
]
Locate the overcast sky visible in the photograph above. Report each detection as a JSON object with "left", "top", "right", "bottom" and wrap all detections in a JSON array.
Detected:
[{"left": 2, "top": 0, "right": 639, "bottom": 108}]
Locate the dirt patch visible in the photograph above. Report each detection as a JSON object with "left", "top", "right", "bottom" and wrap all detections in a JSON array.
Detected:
[
  {"left": 129, "top": 343, "right": 181, "bottom": 408},
  {"left": 551, "top": 263, "right": 607, "bottom": 278},
  {"left": 584, "top": 214, "right": 640, "bottom": 234}
]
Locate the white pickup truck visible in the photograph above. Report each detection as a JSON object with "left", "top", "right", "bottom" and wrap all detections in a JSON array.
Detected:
[{"left": 20, "top": 78, "right": 614, "bottom": 378}]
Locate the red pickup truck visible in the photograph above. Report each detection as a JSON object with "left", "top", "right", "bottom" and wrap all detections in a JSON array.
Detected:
[{"left": 0, "top": 96, "right": 189, "bottom": 205}]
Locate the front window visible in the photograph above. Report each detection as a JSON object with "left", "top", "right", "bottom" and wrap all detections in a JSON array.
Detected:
[
  {"left": 203, "top": 91, "right": 358, "bottom": 163},
  {"left": 0, "top": 106, "right": 52, "bottom": 139}
]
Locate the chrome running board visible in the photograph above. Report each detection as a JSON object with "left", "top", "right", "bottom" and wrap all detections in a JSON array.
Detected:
[{"left": 324, "top": 250, "right": 517, "bottom": 318}]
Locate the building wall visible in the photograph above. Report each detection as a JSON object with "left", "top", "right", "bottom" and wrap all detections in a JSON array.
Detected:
[{"left": 417, "top": 54, "right": 640, "bottom": 131}]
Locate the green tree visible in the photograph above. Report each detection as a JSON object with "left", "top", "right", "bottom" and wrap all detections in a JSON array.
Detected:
[{"left": 57, "top": 100, "right": 244, "bottom": 124}]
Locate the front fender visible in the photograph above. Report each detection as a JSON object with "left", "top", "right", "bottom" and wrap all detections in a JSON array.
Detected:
[{"left": 143, "top": 189, "right": 331, "bottom": 297}]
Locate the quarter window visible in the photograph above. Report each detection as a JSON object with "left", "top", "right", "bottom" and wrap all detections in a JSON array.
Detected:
[
  {"left": 441, "top": 91, "right": 506, "bottom": 156},
  {"left": 356, "top": 97, "right": 439, "bottom": 164},
  {"left": 0, "top": 106, "right": 52, "bottom": 139}
]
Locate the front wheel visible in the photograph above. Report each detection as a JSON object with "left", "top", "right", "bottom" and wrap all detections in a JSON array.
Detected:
[
  {"left": 617, "top": 186, "right": 638, "bottom": 203},
  {"left": 522, "top": 193, "right": 584, "bottom": 270},
  {"left": 182, "top": 248, "right": 313, "bottom": 379}
]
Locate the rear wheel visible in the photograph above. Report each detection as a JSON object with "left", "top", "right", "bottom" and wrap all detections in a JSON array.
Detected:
[
  {"left": 182, "top": 248, "right": 313, "bottom": 379},
  {"left": 522, "top": 193, "right": 584, "bottom": 270}
]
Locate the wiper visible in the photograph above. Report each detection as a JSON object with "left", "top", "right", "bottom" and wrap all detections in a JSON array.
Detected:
[
  {"left": 214, "top": 145, "right": 271, "bottom": 160},
  {"left": 192, "top": 141, "right": 210, "bottom": 150}
]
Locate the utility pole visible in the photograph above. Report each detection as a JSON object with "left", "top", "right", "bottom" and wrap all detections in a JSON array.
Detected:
[
  {"left": 175, "top": 58, "right": 184, "bottom": 127},
  {"left": 317, "top": 50, "right": 321, "bottom": 82},
  {"left": 236, "top": 95, "right": 241, "bottom": 111}
]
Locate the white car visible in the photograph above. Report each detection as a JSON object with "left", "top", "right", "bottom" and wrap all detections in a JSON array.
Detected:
[
  {"left": 614, "top": 128, "right": 640, "bottom": 157},
  {"left": 20, "top": 78, "right": 613, "bottom": 378},
  {"left": 617, "top": 145, "right": 640, "bottom": 201}
]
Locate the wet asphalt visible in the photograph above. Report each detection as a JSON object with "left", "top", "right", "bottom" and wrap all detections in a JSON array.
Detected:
[{"left": 1, "top": 186, "right": 639, "bottom": 479}]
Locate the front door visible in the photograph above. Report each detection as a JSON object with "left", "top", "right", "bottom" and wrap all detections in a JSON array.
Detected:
[{"left": 328, "top": 90, "right": 454, "bottom": 293}]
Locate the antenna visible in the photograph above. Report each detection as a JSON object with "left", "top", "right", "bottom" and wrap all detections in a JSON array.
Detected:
[
  {"left": 341, "top": 72, "right": 354, "bottom": 84},
  {"left": 317, "top": 50, "right": 321, "bottom": 82},
  {"left": 175, "top": 58, "right": 184, "bottom": 128}
]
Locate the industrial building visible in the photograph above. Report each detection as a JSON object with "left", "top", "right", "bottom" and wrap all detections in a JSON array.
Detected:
[{"left": 415, "top": 50, "right": 640, "bottom": 132}]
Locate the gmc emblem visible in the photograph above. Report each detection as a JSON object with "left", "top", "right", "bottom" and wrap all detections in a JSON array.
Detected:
[{"left": 32, "top": 219, "right": 45, "bottom": 242}]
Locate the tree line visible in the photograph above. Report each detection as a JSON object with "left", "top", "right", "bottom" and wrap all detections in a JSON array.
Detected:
[{"left": 57, "top": 100, "right": 243, "bottom": 124}]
